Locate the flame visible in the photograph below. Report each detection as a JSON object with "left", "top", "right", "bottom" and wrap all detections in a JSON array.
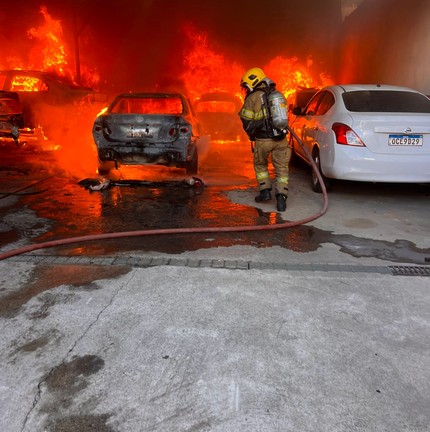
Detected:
[
  {"left": 111, "top": 96, "right": 184, "bottom": 115},
  {"left": 263, "top": 56, "right": 333, "bottom": 99},
  {"left": 181, "top": 25, "right": 244, "bottom": 101},
  {"left": 96, "top": 106, "right": 109, "bottom": 117},
  {"left": 0, "top": 5, "right": 103, "bottom": 180},
  {"left": 6, "top": 4, "right": 70, "bottom": 93},
  {"left": 181, "top": 26, "right": 333, "bottom": 103},
  {"left": 195, "top": 101, "right": 237, "bottom": 113},
  {"left": 1, "top": 5, "right": 99, "bottom": 89},
  {"left": 27, "top": 6, "right": 68, "bottom": 76},
  {"left": 180, "top": 25, "right": 333, "bottom": 178},
  {"left": 2, "top": 11, "right": 335, "bottom": 182},
  {"left": 10, "top": 76, "right": 43, "bottom": 92}
]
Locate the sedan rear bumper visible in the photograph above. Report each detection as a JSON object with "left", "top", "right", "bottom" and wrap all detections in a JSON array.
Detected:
[{"left": 322, "top": 146, "right": 430, "bottom": 183}]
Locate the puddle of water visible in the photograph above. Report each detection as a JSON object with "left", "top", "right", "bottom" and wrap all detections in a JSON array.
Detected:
[
  {"left": 0, "top": 264, "right": 131, "bottom": 318},
  {"left": 42, "top": 355, "right": 112, "bottom": 429},
  {"left": 46, "top": 355, "right": 105, "bottom": 392}
]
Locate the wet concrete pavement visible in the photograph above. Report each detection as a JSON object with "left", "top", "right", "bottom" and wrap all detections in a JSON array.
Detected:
[
  {"left": 1, "top": 141, "right": 430, "bottom": 431},
  {"left": 1, "top": 142, "right": 429, "bottom": 264}
]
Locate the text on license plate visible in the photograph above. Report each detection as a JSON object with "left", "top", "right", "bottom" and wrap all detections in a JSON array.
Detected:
[
  {"left": 127, "top": 132, "right": 153, "bottom": 139},
  {"left": 388, "top": 134, "right": 423, "bottom": 146},
  {"left": 127, "top": 131, "right": 144, "bottom": 138}
]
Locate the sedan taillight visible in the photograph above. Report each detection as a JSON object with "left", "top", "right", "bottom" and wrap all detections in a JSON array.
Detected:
[
  {"left": 169, "top": 125, "right": 190, "bottom": 137},
  {"left": 168, "top": 127, "right": 176, "bottom": 137},
  {"left": 332, "top": 122, "right": 365, "bottom": 146}
]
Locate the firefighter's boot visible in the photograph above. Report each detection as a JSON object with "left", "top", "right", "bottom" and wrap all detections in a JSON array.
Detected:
[
  {"left": 276, "top": 194, "right": 287, "bottom": 211},
  {"left": 255, "top": 189, "right": 272, "bottom": 202}
]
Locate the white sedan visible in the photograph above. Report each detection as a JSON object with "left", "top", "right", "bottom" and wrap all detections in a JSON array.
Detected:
[{"left": 289, "top": 84, "right": 430, "bottom": 192}]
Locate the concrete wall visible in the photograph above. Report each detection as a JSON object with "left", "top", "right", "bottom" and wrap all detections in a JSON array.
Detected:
[{"left": 338, "top": 0, "right": 430, "bottom": 94}]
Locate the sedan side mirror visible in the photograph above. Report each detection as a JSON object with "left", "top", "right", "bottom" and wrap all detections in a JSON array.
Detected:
[{"left": 292, "top": 106, "right": 303, "bottom": 116}]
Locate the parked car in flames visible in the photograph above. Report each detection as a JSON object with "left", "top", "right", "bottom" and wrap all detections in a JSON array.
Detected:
[
  {"left": 194, "top": 92, "right": 245, "bottom": 142},
  {"left": 92, "top": 92, "right": 206, "bottom": 175},
  {"left": 0, "top": 69, "right": 106, "bottom": 141}
]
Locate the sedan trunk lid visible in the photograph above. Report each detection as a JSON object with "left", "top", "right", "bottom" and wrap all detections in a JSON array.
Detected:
[{"left": 351, "top": 113, "right": 430, "bottom": 155}]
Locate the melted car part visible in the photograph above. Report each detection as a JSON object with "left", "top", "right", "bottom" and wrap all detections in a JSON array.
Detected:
[{"left": 77, "top": 177, "right": 205, "bottom": 191}]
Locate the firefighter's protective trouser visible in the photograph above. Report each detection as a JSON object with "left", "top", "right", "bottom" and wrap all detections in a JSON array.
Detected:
[{"left": 253, "top": 137, "right": 291, "bottom": 195}]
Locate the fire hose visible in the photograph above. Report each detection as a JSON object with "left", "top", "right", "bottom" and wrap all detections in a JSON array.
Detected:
[{"left": 0, "top": 127, "right": 328, "bottom": 261}]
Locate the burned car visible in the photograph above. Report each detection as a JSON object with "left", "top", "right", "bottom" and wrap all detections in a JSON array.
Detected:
[
  {"left": 0, "top": 91, "right": 24, "bottom": 143},
  {"left": 0, "top": 69, "right": 105, "bottom": 139},
  {"left": 194, "top": 92, "right": 245, "bottom": 142},
  {"left": 93, "top": 92, "right": 204, "bottom": 175}
]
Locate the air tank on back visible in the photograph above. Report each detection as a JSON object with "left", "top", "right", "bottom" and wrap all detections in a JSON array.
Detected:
[{"left": 267, "top": 89, "right": 288, "bottom": 131}]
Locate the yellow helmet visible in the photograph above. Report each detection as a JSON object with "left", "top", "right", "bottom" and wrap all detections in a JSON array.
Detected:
[{"left": 240, "top": 67, "right": 266, "bottom": 91}]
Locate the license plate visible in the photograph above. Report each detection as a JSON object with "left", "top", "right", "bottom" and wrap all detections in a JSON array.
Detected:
[
  {"left": 127, "top": 131, "right": 144, "bottom": 138},
  {"left": 388, "top": 134, "right": 423, "bottom": 146},
  {"left": 127, "top": 129, "right": 152, "bottom": 138}
]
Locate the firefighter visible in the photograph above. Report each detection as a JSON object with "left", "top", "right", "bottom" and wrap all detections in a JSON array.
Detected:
[{"left": 238, "top": 67, "right": 291, "bottom": 212}]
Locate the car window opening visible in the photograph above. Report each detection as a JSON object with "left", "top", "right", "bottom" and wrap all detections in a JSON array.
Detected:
[
  {"left": 10, "top": 76, "right": 48, "bottom": 92},
  {"left": 111, "top": 97, "right": 184, "bottom": 115}
]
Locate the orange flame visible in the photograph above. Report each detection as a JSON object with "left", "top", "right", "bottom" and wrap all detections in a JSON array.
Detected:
[
  {"left": 181, "top": 25, "right": 244, "bottom": 101},
  {"left": 264, "top": 56, "right": 333, "bottom": 99},
  {"left": 0, "top": 5, "right": 103, "bottom": 179},
  {"left": 27, "top": 6, "right": 68, "bottom": 77},
  {"left": 181, "top": 26, "right": 333, "bottom": 102},
  {"left": 1, "top": 5, "right": 99, "bottom": 89}
]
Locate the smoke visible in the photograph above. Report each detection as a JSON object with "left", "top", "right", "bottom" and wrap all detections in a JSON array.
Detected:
[{"left": 26, "top": 101, "right": 99, "bottom": 179}]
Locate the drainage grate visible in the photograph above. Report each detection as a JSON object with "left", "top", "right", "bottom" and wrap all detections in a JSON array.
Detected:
[{"left": 389, "top": 266, "right": 430, "bottom": 276}]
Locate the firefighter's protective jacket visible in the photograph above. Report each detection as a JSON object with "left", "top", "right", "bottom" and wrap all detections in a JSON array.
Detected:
[{"left": 238, "top": 84, "right": 272, "bottom": 141}]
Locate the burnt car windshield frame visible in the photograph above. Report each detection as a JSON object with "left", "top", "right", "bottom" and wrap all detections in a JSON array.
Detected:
[{"left": 110, "top": 96, "right": 184, "bottom": 115}]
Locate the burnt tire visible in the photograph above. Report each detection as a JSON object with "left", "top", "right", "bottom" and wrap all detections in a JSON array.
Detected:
[
  {"left": 97, "top": 161, "right": 116, "bottom": 176},
  {"left": 186, "top": 149, "right": 198, "bottom": 175}
]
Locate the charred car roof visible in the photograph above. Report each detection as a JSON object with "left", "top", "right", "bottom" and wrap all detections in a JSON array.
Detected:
[{"left": 0, "top": 69, "right": 94, "bottom": 91}]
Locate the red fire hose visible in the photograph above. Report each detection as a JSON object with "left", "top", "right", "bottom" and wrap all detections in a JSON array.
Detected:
[{"left": 0, "top": 128, "right": 328, "bottom": 261}]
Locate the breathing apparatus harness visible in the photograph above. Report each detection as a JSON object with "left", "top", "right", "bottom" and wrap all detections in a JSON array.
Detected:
[{"left": 247, "top": 79, "right": 288, "bottom": 142}]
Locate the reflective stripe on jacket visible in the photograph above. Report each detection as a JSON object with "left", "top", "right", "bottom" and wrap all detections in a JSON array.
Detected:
[{"left": 238, "top": 87, "right": 271, "bottom": 140}]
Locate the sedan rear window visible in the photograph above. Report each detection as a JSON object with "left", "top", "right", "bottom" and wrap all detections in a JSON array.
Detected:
[
  {"left": 342, "top": 91, "right": 430, "bottom": 113},
  {"left": 110, "top": 97, "right": 183, "bottom": 115}
]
